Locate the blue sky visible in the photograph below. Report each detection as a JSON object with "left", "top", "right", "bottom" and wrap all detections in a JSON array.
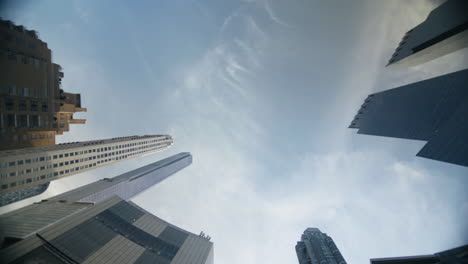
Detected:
[{"left": 1, "top": 0, "right": 468, "bottom": 263}]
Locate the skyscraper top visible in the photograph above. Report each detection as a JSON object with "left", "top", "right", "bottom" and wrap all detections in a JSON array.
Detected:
[
  {"left": 296, "top": 228, "right": 347, "bottom": 264},
  {"left": 0, "top": 18, "right": 87, "bottom": 151},
  {"left": 387, "top": 0, "right": 468, "bottom": 67}
]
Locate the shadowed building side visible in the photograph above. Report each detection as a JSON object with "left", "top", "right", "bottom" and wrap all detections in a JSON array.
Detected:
[
  {"left": 387, "top": 0, "right": 468, "bottom": 67},
  {"left": 349, "top": 69, "right": 468, "bottom": 167},
  {"left": 370, "top": 244, "right": 468, "bottom": 264}
]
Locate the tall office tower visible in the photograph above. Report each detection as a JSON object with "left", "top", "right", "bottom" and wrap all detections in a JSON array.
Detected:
[
  {"left": 0, "top": 134, "right": 173, "bottom": 206},
  {"left": 0, "top": 18, "right": 86, "bottom": 151},
  {"left": 349, "top": 69, "right": 468, "bottom": 167},
  {"left": 387, "top": 0, "right": 468, "bottom": 67},
  {"left": 0, "top": 153, "right": 214, "bottom": 264},
  {"left": 370, "top": 244, "right": 468, "bottom": 264},
  {"left": 295, "top": 228, "right": 347, "bottom": 264}
]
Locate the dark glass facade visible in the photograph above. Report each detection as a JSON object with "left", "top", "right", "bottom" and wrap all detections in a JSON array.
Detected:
[
  {"left": 370, "top": 244, "right": 468, "bottom": 264},
  {"left": 295, "top": 228, "right": 347, "bottom": 264},
  {"left": 387, "top": 0, "right": 468, "bottom": 66},
  {"left": 349, "top": 69, "right": 468, "bottom": 167}
]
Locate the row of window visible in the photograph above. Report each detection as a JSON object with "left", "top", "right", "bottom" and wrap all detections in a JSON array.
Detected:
[
  {"left": 2, "top": 31, "right": 39, "bottom": 50},
  {"left": 1, "top": 85, "right": 49, "bottom": 99},
  {"left": 1, "top": 142, "right": 167, "bottom": 169},
  {"left": 1, "top": 114, "right": 50, "bottom": 130},
  {"left": 0, "top": 48, "right": 46, "bottom": 68},
  {"left": 0, "top": 146, "right": 163, "bottom": 190},
  {"left": 3, "top": 98, "right": 48, "bottom": 112}
]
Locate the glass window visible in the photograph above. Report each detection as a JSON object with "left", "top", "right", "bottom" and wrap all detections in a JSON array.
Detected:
[
  {"left": 5, "top": 98, "right": 15, "bottom": 111},
  {"left": 30, "top": 101, "right": 38, "bottom": 111},
  {"left": 19, "top": 100, "right": 27, "bottom": 111},
  {"left": 41, "top": 102, "right": 48, "bottom": 112},
  {"left": 26, "top": 178, "right": 32, "bottom": 183},
  {"left": 23, "top": 87, "right": 29, "bottom": 97},
  {"left": 25, "top": 159, "right": 31, "bottom": 164},
  {"left": 17, "top": 160, "right": 23, "bottom": 165},
  {"left": 8, "top": 85, "right": 17, "bottom": 95},
  {"left": 8, "top": 161, "right": 15, "bottom": 167},
  {"left": 9, "top": 172, "right": 16, "bottom": 177}
]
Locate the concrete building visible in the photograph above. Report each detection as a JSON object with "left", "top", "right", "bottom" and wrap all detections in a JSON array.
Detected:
[
  {"left": 0, "top": 152, "right": 213, "bottom": 264},
  {"left": 349, "top": 68, "right": 468, "bottom": 167},
  {"left": 387, "top": 0, "right": 468, "bottom": 67},
  {"left": 370, "top": 244, "right": 468, "bottom": 264},
  {"left": 295, "top": 228, "right": 347, "bottom": 264},
  {"left": 0, "top": 18, "right": 86, "bottom": 151},
  {"left": 0, "top": 134, "right": 173, "bottom": 206}
]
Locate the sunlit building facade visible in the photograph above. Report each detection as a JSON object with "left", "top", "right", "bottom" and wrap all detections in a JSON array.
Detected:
[
  {"left": 0, "top": 18, "right": 86, "bottom": 151},
  {"left": 0, "top": 135, "right": 173, "bottom": 206}
]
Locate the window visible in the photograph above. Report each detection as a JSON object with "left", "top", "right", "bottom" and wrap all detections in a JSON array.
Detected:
[
  {"left": 1, "top": 184, "right": 8, "bottom": 190},
  {"left": 70, "top": 160, "right": 74, "bottom": 164},
  {"left": 23, "top": 87, "right": 29, "bottom": 97},
  {"left": 53, "top": 155, "right": 58, "bottom": 159},
  {"left": 39, "top": 157, "right": 45, "bottom": 161},
  {"left": 7, "top": 51, "right": 16, "bottom": 61},
  {"left": 65, "top": 153, "right": 69, "bottom": 157},
  {"left": 60, "top": 171, "right": 64, "bottom": 175},
  {"left": 8, "top": 85, "right": 17, "bottom": 95},
  {"left": 31, "top": 134, "right": 37, "bottom": 140},
  {"left": 18, "top": 170, "right": 24, "bottom": 175},
  {"left": 40, "top": 175, "right": 46, "bottom": 179},
  {"left": 59, "top": 154, "right": 63, "bottom": 158},
  {"left": 5, "top": 98, "right": 15, "bottom": 111},
  {"left": 30, "top": 101, "right": 38, "bottom": 111},
  {"left": 25, "top": 159, "right": 31, "bottom": 164},
  {"left": 9, "top": 172, "right": 16, "bottom": 177},
  {"left": 10, "top": 182, "right": 17, "bottom": 187},
  {"left": 41, "top": 102, "right": 48, "bottom": 112},
  {"left": 22, "top": 56, "right": 29, "bottom": 64},
  {"left": 26, "top": 178, "right": 32, "bottom": 183},
  {"left": 19, "top": 115, "right": 27, "bottom": 127},
  {"left": 53, "top": 164, "right": 58, "bottom": 168},
  {"left": 26, "top": 169, "right": 31, "bottom": 173},
  {"left": 19, "top": 100, "right": 27, "bottom": 111},
  {"left": 40, "top": 166, "right": 45, "bottom": 170},
  {"left": 54, "top": 172, "right": 58, "bottom": 176},
  {"left": 17, "top": 160, "right": 23, "bottom": 165},
  {"left": 8, "top": 161, "right": 15, "bottom": 167},
  {"left": 33, "top": 58, "right": 40, "bottom": 68},
  {"left": 35, "top": 89, "right": 41, "bottom": 98},
  {"left": 65, "top": 161, "right": 69, "bottom": 165},
  {"left": 59, "top": 162, "right": 64, "bottom": 167}
]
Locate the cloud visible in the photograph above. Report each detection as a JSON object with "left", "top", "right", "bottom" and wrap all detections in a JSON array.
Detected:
[{"left": 263, "top": 0, "right": 293, "bottom": 27}]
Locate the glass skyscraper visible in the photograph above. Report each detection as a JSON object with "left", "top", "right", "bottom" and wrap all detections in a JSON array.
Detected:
[
  {"left": 387, "top": 0, "right": 468, "bottom": 67},
  {"left": 295, "top": 228, "right": 347, "bottom": 264},
  {"left": 370, "top": 244, "right": 468, "bottom": 264},
  {"left": 349, "top": 68, "right": 468, "bottom": 167},
  {"left": 0, "top": 152, "right": 213, "bottom": 264}
]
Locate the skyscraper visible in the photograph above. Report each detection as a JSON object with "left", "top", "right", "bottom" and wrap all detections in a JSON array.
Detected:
[
  {"left": 387, "top": 0, "right": 468, "bottom": 67},
  {"left": 349, "top": 68, "right": 468, "bottom": 167},
  {"left": 370, "top": 244, "right": 468, "bottom": 264},
  {"left": 0, "top": 134, "right": 173, "bottom": 206},
  {"left": 0, "top": 152, "right": 213, "bottom": 264},
  {"left": 0, "top": 18, "right": 86, "bottom": 151},
  {"left": 295, "top": 228, "right": 347, "bottom": 264}
]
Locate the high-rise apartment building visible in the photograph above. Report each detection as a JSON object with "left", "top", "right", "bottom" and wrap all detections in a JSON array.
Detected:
[
  {"left": 295, "top": 228, "right": 347, "bottom": 264},
  {"left": 370, "top": 244, "right": 468, "bottom": 264},
  {"left": 0, "top": 134, "right": 173, "bottom": 206},
  {"left": 349, "top": 68, "right": 468, "bottom": 167},
  {"left": 0, "top": 18, "right": 86, "bottom": 151},
  {"left": 0, "top": 152, "right": 214, "bottom": 264},
  {"left": 387, "top": 0, "right": 468, "bottom": 67}
]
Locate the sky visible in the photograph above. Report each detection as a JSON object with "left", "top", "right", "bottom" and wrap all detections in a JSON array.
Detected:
[{"left": 1, "top": 0, "right": 468, "bottom": 263}]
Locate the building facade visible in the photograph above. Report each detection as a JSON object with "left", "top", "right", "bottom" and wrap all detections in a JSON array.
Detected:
[
  {"left": 370, "top": 244, "right": 468, "bottom": 264},
  {"left": 0, "top": 18, "right": 86, "bottom": 151},
  {"left": 387, "top": 0, "right": 468, "bottom": 67},
  {"left": 349, "top": 68, "right": 468, "bottom": 167},
  {"left": 0, "top": 134, "right": 173, "bottom": 206},
  {"left": 295, "top": 228, "right": 347, "bottom": 264},
  {"left": 0, "top": 152, "right": 214, "bottom": 264}
]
